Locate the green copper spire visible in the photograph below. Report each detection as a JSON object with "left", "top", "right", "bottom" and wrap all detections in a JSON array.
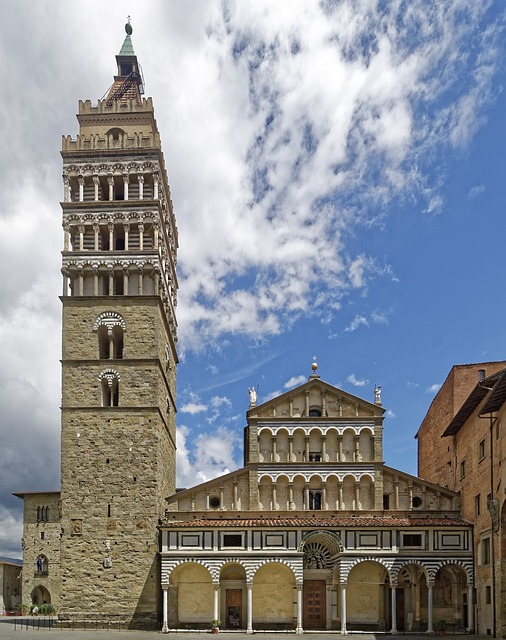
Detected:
[{"left": 119, "top": 17, "right": 135, "bottom": 56}]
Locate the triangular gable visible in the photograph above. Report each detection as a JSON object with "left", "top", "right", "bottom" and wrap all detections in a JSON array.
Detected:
[{"left": 248, "top": 377, "right": 384, "bottom": 420}]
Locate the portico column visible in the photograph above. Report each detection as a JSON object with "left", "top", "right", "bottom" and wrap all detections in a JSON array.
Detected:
[
  {"left": 63, "top": 176, "right": 70, "bottom": 202},
  {"left": 305, "top": 390, "right": 310, "bottom": 415},
  {"left": 427, "top": 583, "right": 434, "bottom": 634},
  {"left": 390, "top": 584, "right": 398, "bottom": 634},
  {"left": 296, "top": 583, "right": 303, "bottom": 634},
  {"left": 124, "top": 223, "right": 130, "bottom": 250},
  {"left": 304, "top": 484, "right": 310, "bottom": 509},
  {"left": 123, "top": 268, "right": 129, "bottom": 296},
  {"left": 93, "top": 269, "right": 98, "bottom": 296},
  {"left": 213, "top": 583, "right": 220, "bottom": 621},
  {"left": 247, "top": 582, "right": 253, "bottom": 633},
  {"left": 466, "top": 583, "right": 474, "bottom": 633},
  {"left": 322, "top": 482, "right": 327, "bottom": 510},
  {"left": 78, "top": 269, "right": 84, "bottom": 296},
  {"left": 162, "top": 586, "right": 169, "bottom": 633},
  {"left": 272, "top": 484, "right": 277, "bottom": 510},
  {"left": 340, "top": 583, "right": 347, "bottom": 634},
  {"left": 78, "top": 224, "right": 84, "bottom": 250},
  {"left": 322, "top": 436, "right": 327, "bottom": 461}
]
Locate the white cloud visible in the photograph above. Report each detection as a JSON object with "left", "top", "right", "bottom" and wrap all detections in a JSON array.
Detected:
[
  {"left": 284, "top": 375, "right": 307, "bottom": 389},
  {"left": 347, "top": 373, "right": 368, "bottom": 387},
  {"left": 468, "top": 185, "right": 485, "bottom": 199},
  {"left": 345, "top": 315, "right": 369, "bottom": 332},
  {"left": 427, "top": 383, "right": 442, "bottom": 394},
  {"left": 176, "top": 425, "right": 242, "bottom": 488},
  {"left": 180, "top": 402, "right": 208, "bottom": 415}
]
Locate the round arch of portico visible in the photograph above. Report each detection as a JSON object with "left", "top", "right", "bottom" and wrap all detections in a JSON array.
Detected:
[
  {"left": 427, "top": 559, "right": 473, "bottom": 584},
  {"left": 340, "top": 556, "right": 393, "bottom": 583},
  {"left": 389, "top": 559, "right": 430, "bottom": 585},
  {"left": 249, "top": 558, "right": 301, "bottom": 583}
]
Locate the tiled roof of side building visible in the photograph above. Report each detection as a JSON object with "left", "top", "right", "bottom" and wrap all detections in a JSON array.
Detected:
[{"left": 160, "top": 516, "right": 470, "bottom": 528}]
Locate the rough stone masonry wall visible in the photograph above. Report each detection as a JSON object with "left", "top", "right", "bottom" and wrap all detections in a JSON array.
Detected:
[
  {"left": 59, "top": 296, "right": 176, "bottom": 624},
  {"left": 20, "top": 493, "right": 61, "bottom": 610}
]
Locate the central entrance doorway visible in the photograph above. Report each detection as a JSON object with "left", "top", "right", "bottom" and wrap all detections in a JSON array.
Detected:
[{"left": 303, "top": 580, "right": 326, "bottom": 629}]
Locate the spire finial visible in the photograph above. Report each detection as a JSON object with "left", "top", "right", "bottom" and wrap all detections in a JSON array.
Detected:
[
  {"left": 309, "top": 356, "right": 320, "bottom": 379},
  {"left": 125, "top": 16, "right": 133, "bottom": 36}
]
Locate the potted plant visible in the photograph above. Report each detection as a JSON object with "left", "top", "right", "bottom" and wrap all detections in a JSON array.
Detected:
[
  {"left": 210, "top": 618, "right": 221, "bottom": 634},
  {"left": 436, "top": 619, "right": 447, "bottom": 635}
]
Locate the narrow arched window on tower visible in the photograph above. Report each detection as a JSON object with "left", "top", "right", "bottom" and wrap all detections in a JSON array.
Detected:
[{"left": 99, "top": 370, "right": 120, "bottom": 407}]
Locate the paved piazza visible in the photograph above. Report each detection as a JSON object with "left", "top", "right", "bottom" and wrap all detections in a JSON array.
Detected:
[{"left": 0, "top": 617, "right": 484, "bottom": 640}]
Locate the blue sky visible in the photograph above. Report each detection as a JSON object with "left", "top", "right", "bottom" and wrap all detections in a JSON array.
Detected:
[{"left": 0, "top": 1, "right": 505, "bottom": 556}]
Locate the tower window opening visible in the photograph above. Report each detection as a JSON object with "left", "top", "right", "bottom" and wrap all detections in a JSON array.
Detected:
[
  {"left": 107, "top": 504, "right": 111, "bottom": 517},
  {"left": 100, "top": 374, "right": 120, "bottom": 407}
]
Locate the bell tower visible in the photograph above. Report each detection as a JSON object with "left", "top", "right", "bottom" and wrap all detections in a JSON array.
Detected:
[{"left": 59, "top": 21, "right": 178, "bottom": 626}]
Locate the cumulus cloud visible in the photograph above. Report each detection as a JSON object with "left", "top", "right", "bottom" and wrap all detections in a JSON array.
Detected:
[
  {"left": 180, "top": 402, "right": 208, "bottom": 415},
  {"left": 468, "top": 185, "right": 485, "bottom": 199},
  {"left": 427, "top": 383, "right": 443, "bottom": 394}
]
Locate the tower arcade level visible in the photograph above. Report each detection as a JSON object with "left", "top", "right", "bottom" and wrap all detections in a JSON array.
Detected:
[{"left": 58, "top": 23, "right": 178, "bottom": 625}]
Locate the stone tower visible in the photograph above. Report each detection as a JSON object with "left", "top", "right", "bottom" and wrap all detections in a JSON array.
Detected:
[{"left": 58, "top": 22, "right": 178, "bottom": 626}]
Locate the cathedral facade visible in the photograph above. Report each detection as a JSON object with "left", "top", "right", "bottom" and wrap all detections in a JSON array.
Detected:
[{"left": 15, "top": 24, "right": 474, "bottom": 633}]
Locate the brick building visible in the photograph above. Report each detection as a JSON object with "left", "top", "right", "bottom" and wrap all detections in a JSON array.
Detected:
[{"left": 416, "top": 362, "right": 506, "bottom": 637}]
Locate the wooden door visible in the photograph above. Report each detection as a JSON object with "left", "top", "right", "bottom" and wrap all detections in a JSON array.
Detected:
[
  {"left": 396, "top": 589, "right": 405, "bottom": 631},
  {"left": 303, "top": 580, "right": 326, "bottom": 629},
  {"left": 226, "top": 589, "right": 242, "bottom": 628}
]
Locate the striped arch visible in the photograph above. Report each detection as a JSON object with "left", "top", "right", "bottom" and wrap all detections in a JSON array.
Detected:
[
  {"left": 162, "top": 558, "right": 215, "bottom": 583},
  {"left": 299, "top": 530, "right": 343, "bottom": 556},
  {"left": 94, "top": 311, "right": 127, "bottom": 332},
  {"left": 428, "top": 558, "right": 473, "bottom": 583},
  {"left": 390, "top": 559, "right": 430, "bottom": 584},
  {"left": 250, "top": 558, "right": 300, "bottom": 582},
  {"left": 341, "top": 556, "right": 393, "bottom": 582}
]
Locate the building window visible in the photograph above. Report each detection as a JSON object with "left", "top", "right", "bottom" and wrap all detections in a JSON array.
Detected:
[
  {"left": 478, "top": 438, "right": 486, "bottom": 461},
  {"left": 475, "top": 494, "right": 481, "bottom": 516},
  {"left": 485, "top": 585, "right": 492, "bottom": 605},
  {"left": 481, "top": 537, "right": 491, "bottom": 565},
  {"left": 459, "top": 460, "right": 466, "bottom": 479},
  {"left": 94, "top": 312, "right": 126, "bottom": 359},
  {"left": 308, "top": 408, "right": 322, "bottom": 417},
  {"left": 308, "top": 452, "right": 322, "bottom": 462},
  {"left": 223, "top": 534, "right": 243, "bottom": 548},
  {"left": 412, "top": 496, "right": 423, "bottom": 508},
  {"left": 402, "top": 533, "right": 423, "bottom": 548},
  {"left": 99, "top": 369, "right": 120, "bottom": 407},
  {"left": 383, "top": 494, "right": 390, "bottom": 510},
  {"left": 309, "top": 490, "right": 322, "bottom": 510},
  {"left": 209, "top": 496, "right": 220, "bottom": 509},
  {"left": 37, "top": 506, "right": 49, "bottom": 522}
]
